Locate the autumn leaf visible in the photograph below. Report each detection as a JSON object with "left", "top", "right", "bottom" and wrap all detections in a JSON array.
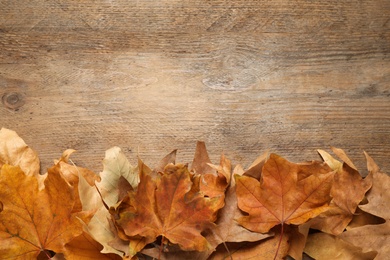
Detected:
[
  {"left": 0, "top": 164, "right": 93, "bottom": 259},
  {"left": 53, "top": 149, "right": 100, "bottom": 213},
  {"left": 304, "top": 232, "right": 377, "bottom": 259},
  {"left": 203, "top": 159, "right": 272, "bottom": 260},
  {"left": 114, "top": 163, "right": 223, "bottom": 257},
  {"left": 235, "top": 153, "right": 334, "bottom": 232},
  {"left": 0, "top": 128, "right": 40, "bottom": 176},
  {"left": 78, "top": 146, "right": 138, "bottom": 256},
  {"left": 191, "top": 141, "right": 230, "bottom": 201},
  {"left": 339, "top": 152, "right": 390, "bottom": 260},
  {"left": 209, "top": 226, "right": 291, "bottom": 260},
  {"left": 235, "top": 154, "right": 334, "bottom": 258},
  {"left": 54, "top": 149, "right": 100, "bottom": 187},
  {"left": 64, "top": 232, "right": 122, "bottom": 260},
  {"left": 139, "top": 143, "right": 231, "bottom": 260},
  {"left": 212, "top": 163, "right": 271, "bottom": 245},
  {"left": 310, "top": 149, "right": 372, "bottom": 235},
  {"left": 330, "top": 147, "right": 358, "bottom": 171}
]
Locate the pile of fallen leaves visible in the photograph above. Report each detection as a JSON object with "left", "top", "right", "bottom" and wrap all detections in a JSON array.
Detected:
[{"left": 0, "top": 128, "right": 388, "bottom": 260}]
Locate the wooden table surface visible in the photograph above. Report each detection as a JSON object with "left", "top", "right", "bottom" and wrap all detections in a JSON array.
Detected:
[{"left": 1, "top": 0, "right": 389, "bottom": 174}]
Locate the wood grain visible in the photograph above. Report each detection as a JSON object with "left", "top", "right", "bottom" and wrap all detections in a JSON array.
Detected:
[{"left": 1, "top": 0, "right": 389, "bottom": 174}]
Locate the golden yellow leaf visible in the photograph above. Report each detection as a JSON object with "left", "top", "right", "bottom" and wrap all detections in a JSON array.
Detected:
[{"left": 0, "top": 165, "right": 92, "bottom": 259}]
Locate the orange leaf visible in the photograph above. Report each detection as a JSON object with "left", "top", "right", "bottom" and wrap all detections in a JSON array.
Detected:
[
  {"left": 0, "top": 165, "right": 93, "bottom": 259},
  {"left": 191, "top": 141, "right": 230, "bottom": 201},
  {"left": 235, "top": 153, "right": 334, "bottom": 233},
  {"left": 114, "top": 163, "right": 223, "bottom": 257},
  {"left": 64, "top": 232, "right": 122, "bottom": 260},
  {"left": 212, "top": 163, "right": 271, "bottom": 244}
]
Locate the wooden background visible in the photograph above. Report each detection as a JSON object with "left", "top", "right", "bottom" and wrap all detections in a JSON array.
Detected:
[{"left": 1, "top": 0, "right": 389, "bottom": 174}]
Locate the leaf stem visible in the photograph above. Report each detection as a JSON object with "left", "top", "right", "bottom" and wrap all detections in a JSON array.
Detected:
[
  {"left": 159, "top": 236, "right": 165, "bottom": 260},
  {"left": 274, "top": 224, "right": 284, "bottom": 260}
]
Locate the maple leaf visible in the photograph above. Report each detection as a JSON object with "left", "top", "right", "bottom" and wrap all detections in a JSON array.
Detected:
[
  {"left": 114, "top": 163, "right": 223, "bottom": 257},
  {"left": 339, "top": 152, "right": 390, "bottom": 260},
  {"left": 77, "top": 146, "right": 138, "bottom": 256},
  {"left": 235, "top": 153, "right": 334, "bottom": 232},
  {"left": 212, "top": 163, "right": 271, "bottom": 245},
  {"left": 0, "top": 128, "right": 40, "bottom": 176},
  {"left": 310, "top": 149, "right": 372, "bottom": 235},
  {"left": 137, "top": 143, "right": 231, "bottom": 260},
  {"left": 203, "top": 157, "right": 272, "bottom": 260},
  {"left": 142, "top": 154, "right": 270, "bottom": 260},
  {"left": 0, "top": 164, "right": 93, "bottom": 259},
  {"left": 235, "top": 153, "right": 334, "bottom": 258}
]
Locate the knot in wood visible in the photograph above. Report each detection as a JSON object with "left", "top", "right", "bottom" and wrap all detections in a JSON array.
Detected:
[{"left": 2, "top": 92, "right": 25, "bottom": 110}]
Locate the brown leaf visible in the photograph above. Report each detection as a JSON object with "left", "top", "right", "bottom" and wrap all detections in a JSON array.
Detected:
[
  {"left": 243, "top": 151, "right": 269, "bottom": 179},
  {"left": 191, "top": 141, "right": 214, "bottom": 175},
  {"left": 209, "top": 225, "right": 290, "bottom": 260},
  {"left": 310, "top": 150, "right": 372, "bottom": 235},
  {"left": 304, "top": 232, "right": 377, "bottom": 260},
  {"left": 330, "top": 147, "right": 358, "bottom": 171},
  {"left": 317, "top": 149, "right": 343, "bottom": 171},
  {"left": 359, "top": 152, "right": 390, "bottom": 219},
  {"left": 339, "top": 154, "right": 390, "bottom": 259},
  {"left": 346, "top": 207, "right": 385, "bottom": 229},
  {"left": 235, "top": 154, "right": 334, "bottom": 233},
  {"left": 0, "top": 165, "right": 93, "bottom": 259},
  {"left": 115, "top": 163, "right": 223, "bottom": 257},
  {"left": 140, "top": 243, "right": 212, "bottom": 260},
  {"left": 190, "top": 142, "right": 230, "bottom": 206},
  {"left": 287, "top": 223, "right": 311, "bottom": 260},
  {"left": 154, "top": 149, "right": 177, "bottom": 174}
]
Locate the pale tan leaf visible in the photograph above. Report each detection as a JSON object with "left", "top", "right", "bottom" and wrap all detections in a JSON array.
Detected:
[
  {"left": 331, "top": 147, "right": 358, "bottom": 171},
  {"left": 304, "top": 233, "right": 377, "bottom": 260},
  {"left": 0, "top": 128, "right": 40, "bottom": 176},
  {"left": 317, "top": 149, "right": 342, "bottom": 171}
]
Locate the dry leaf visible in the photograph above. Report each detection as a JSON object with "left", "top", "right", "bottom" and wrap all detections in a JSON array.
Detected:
[
  {"left": 209, "top": 226, "right": 290, "bottom": 260},
  {"left": 304, "top": 232, "right": 377, "bottom": 259},
  {"left": 64, "top": 232, "right": 122, "bottom": 260},
  {"left": 53, "top": 150, "right": 100, "bottom": 213},
  {"left": 235, "top": 154, "right": 334, "bottom": 232},
  {"left": 310, "top": 149, "right": 372, "bottom": 234},
  {"left": 191, "top": 141, "right": 214, "bottom": 175},
  {"left": 287, "top": 223, "right": 311, "bottom": 260},
  {"left": 0, "top": 128, "right": 40, "bottom": 176},
  {"left": 114, "top": 163, "right": 223, "bottom": 257},
  {"left": 211, "top": 164, "right": 271, "bottom": 245},
  {"left": 235, "top": 154, "right": 334, "bottom": 258},
  {"left": 0, "top": 165, "right": 93, "bottom": 259},
  {"left": 330, "top": 147, "right": 358, "bottom": 171},
  {"left": 339, "top": 153, "right": 390, "bottom": 260},
  {"left": 78, "top": 146, "right": 138, "bottom": 256}
]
